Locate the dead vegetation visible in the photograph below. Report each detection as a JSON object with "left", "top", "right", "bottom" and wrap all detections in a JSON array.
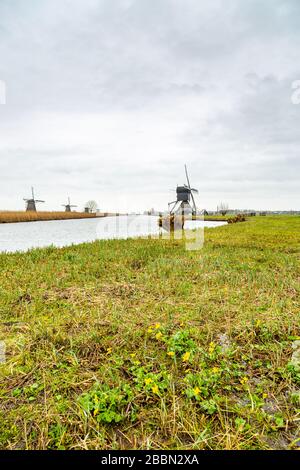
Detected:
[{"left": 0, "top": 211, "right": 96, "bottom": 224}]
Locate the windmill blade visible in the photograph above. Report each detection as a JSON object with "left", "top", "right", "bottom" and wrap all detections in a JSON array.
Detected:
[
  {"left": 190, "top": 191, "right": 197, "bottom": 214},
  {"left": 35, "top": 200, "right": 45, "bottom": 203},
  {"left": 184, "top": 164, "right": 191, "bottom": 189},
  {"left": 183, "top": 184, "right": 198, "bottom": 194},
  {"left": 31, "top": 187, "right": 35, "bottom": 200}
]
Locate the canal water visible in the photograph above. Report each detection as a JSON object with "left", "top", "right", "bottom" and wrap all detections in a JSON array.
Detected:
[{"left": 0, "top": 216, "right": 227, "bottom": 253}]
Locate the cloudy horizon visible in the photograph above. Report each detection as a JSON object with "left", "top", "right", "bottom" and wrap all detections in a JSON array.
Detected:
[{"left": 0, "top": 0, "right": 300, "bottom": 212}]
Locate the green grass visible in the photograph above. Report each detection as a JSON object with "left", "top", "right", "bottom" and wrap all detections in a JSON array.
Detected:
[{"left": 0, "top": 216, "right": 299, "bottom": 450}]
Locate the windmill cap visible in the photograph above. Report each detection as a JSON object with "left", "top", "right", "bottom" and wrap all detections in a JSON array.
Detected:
[{"left": 177, "top": 186, "right": 190, "bottom": 193}]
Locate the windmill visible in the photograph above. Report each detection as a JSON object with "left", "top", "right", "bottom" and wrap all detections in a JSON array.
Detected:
[
  {"left": 168, "top": 165, "right": 198, "bottom": 216},
  {"left": 62, "top": 197, "right": 77, "bottom": 212},
  {"left": 24, "top": 187, "right": 45, "bottom": 212}
]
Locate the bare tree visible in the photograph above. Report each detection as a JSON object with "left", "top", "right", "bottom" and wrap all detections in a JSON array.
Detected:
[
  {"left": 218, "top": 202, "right": 229, "bottom": 216},
  {"left": 85, "top": 200, "right": 98, "bottom": 213}
]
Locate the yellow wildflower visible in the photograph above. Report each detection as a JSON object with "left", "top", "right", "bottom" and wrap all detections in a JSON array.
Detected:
[
  {"left": 180, "top": 322, "right": 184, "bottom": 327},
  {"left": 155, "top": 331, "right": 163, "bottom": 340},
  {"left": 167, "top": 351, "right": 175, "bottom": 357},
  {"left": 147, "top": 327, "right": 153, "bottom": 333},
  {"left": 212, "top": 367, "right": 219, "bottom": 374},
  {"left": 240, "top": 376, "right": 249, "bottom": 385},
  {"left": 255, "top": 320, "right": 261, "bottom": 328},
  {"left": 107, "top": 347, "right": 112, "bottom": 354},
  {"left": 145, "top": 377, "right": 152, "bottom": 385},
  {"left": 154, "top": 323, "right": 161, "bottom": 329},
  {"left": 129, "top": 353, "right": 136, "bottom": 358},
  {"left": 182, "top": 351, "right": 191, "bottom": 362},
  {"left": 193, "top": 387, "right": 201, "bottom": 397},
  {"left": 152, "top": 384, "right": 159, "bottom": 395},
  {"left": 93, "top": 409, "right": 99, "bottom": 417},
  {"left": 262, "top": 393, "right": 268, "bottom": 399},
  {"left": 209, "top": 342, "right": 216, "bottom": 354}
]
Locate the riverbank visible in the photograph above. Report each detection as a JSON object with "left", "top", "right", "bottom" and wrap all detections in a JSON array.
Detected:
[
  {"left": 159, "top": 214, "right": 230, "bottom": 231},
  {"left": 0, "top": 211, "right": 234, "bottom": 225},
  {"left": 0, "top": 211, "right": 97, "bottom": 224},
  {"left": 0, "top": 216, "right": 299, "bottom": 449}
]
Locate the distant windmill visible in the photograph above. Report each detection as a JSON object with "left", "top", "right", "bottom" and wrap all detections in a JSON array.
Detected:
[
  {"left": 23, "top": 187, "right": 45, "bottom": 212},
  {"left": 62, "top": 197, "right": 77, "bottom": 212},
  {"left": 168, "top": 165, "right": 199, "bottom": 216}
]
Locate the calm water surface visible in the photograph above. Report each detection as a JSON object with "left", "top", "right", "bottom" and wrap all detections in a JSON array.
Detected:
[{"left": 0, "top": 216, "right": 227, "bottom": 253}]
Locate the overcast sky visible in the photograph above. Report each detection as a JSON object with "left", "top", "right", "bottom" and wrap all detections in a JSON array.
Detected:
[{"left": 0, "top": 0, "right": 299, "bottom": 212}]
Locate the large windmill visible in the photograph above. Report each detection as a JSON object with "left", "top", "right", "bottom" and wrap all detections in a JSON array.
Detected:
[
  {"left": 62, "top": 197, "right": 77, "bottom": 212},
  {"left": 24, "top": 187, "right": 45, "bottom": 212},
  {"left": 168, "top": 165, "right": 199, "bottom": 216}
]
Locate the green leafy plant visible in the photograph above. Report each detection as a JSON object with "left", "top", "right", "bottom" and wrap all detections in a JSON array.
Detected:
[
  {"left": 79, "top": 382, "right": 135, "bottom": 424},
  {"left": 129, "top": 361, "right": 170, "bottom": 397},
  {"left": 48, "top": 423, "right": 68, "bottom": 450},
  {"left": 166, "top": 329, "right": 197, "bottom": 358}
]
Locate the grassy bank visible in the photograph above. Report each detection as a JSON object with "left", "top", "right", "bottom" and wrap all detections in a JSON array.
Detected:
[
  {"left": 0, "top": 211, "right": 96, "bottom": 224},
  {"left": 204, "top": 215, "right": 230, "bottom": 221},
  {"left": 0, "top": 216, "right": 299, "bottom": 449}
]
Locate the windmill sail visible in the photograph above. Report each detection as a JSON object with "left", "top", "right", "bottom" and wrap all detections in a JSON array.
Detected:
[
  {"left": 23, "top": 187, "right": 45, "bottom": 211},
  {"left": 168, "top": 165, "right": 198, "bottom": 217},
  {"left": 184, "top": 164, "right": 197, "bottom": 215},
  {"left": 62, "top": 196, "right": 77, "bottom": 212}
]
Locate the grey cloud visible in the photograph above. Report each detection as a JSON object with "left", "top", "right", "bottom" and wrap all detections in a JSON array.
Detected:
[{"left": 0, "top": 0, "right": 299, "bottom": 211}]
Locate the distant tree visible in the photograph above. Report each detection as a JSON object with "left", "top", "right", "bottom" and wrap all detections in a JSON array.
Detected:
[
  {"left": 218, "top": 202, "right": 229, "bottom": 216},
  {"left": 85, "top": 200, "right": 98, "bottom": 213}
]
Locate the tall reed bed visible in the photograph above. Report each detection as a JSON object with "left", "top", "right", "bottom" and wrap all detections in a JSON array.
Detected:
[{"left": 0, "top": 211, "right": 96, "bottom": 223}]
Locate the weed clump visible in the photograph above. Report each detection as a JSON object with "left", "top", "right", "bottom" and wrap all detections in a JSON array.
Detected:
[{"left": 79, "top": 383, "right": 135, "bottom": 424}]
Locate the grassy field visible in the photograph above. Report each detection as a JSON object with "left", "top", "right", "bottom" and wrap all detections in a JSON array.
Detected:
[
  {"left": 204, "top": 215, "right": 230, "bottom": 221},
  {"left": 0, "top": 211, "right": 96, "bottom": 223},
  {"left": 0, "top": 216, "right": 299, "bottom": 450}
]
